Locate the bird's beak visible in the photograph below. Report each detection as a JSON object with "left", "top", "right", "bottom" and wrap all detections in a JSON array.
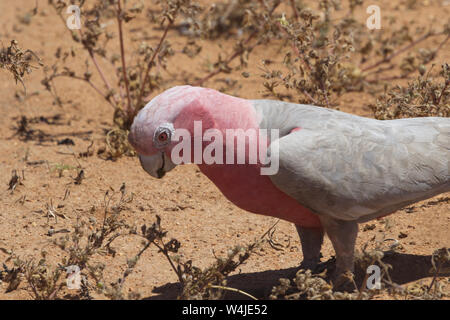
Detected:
[{"left": 138, "top": 152, "right": 176, "bottom": 179}]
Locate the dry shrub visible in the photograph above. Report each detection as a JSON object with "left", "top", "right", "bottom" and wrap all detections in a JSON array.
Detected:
[
  {"left": 1, "top": 195, "right": 447, "bottom": 300},
  {"left": 269, "top": 269, "right": 374, "bottom": 300},
  {"left": 0, "top": 40, "right": 42, "bottom": 90},
  {"left": 260, "top": 0, "right": 449, "bottom": 110},
  {"left": 0, "top": 187, "right": 270, "bottom": 300},
  {"left": 44, "top": 0, "right": 197, "bottom": 120},
  {"left": 370, "top": 63, "right": 450, "bottom": 119},
  {"left": 1, "top": 184, "right": 133, "bottom": 300},
  {"left": 41, "top": 0, "right": 285, "bottom": 158},
  {"left": 178, "top": 243, "right": 261, "bottom": 300}
]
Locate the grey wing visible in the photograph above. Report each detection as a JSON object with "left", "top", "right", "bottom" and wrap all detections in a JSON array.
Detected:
[{"left": 268, "top": 117, "right": 450, "bottom": 222}]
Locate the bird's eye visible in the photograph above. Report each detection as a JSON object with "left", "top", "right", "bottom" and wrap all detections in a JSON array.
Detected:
[
  {"left": 158, "top": 132, "right": 168, "bottom": 142},
  {"left": 153, "top": 123, "right": 174, "bottom": 149}
]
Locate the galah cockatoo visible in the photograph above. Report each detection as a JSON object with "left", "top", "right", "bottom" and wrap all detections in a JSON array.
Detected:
[{"left": 128, "top": 85, "right": 450, "bottom": 281}]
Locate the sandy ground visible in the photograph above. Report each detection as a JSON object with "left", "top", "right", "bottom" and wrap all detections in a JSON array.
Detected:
[{"left": 0, "top": 0, "right": 449, "bottom": 299}]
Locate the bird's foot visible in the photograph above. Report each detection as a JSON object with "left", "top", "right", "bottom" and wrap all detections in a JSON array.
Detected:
[
  {"left": 299, "top": 259, "right": 326, "bottom": 274},
  {"left": 331, "top": 270, "right": 357, "bottom": 292}
]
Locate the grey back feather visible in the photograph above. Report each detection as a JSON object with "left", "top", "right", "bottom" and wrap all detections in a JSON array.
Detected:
[{"left": 252, "top": 100, "right": 450, "bottom": 222}]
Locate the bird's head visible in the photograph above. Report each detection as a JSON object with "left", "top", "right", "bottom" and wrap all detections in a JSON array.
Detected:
[
  {"left": 129, "top": 85, "right": 261, "bottom": 179},
  {"left": 128, "top": 85, "right": 217, "bottom": 179}
]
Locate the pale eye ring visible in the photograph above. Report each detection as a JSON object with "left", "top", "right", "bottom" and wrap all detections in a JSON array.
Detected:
[{"left": 153, "top": 123, "right": 174, "bottom": 149}]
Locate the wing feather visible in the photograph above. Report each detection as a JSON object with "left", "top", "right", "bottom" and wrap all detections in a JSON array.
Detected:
[{"left": 267, "top": 116, "right": 450, "bottom": 222}]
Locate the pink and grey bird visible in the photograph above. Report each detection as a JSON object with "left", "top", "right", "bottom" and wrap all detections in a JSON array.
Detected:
[{"left": 128, "top": 85, "right": 450, "bottom": 281}]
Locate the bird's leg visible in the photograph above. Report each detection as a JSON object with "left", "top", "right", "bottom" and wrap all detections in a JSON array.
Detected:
[
  {"left": 318, "top": 215, "right": 358, "bottom": 289},
  {"left": 295, "top": 225, "right": 324, "bottom": 271}
]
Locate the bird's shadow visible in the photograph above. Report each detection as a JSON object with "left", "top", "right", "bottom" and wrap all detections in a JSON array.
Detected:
[{"left": 145, "top": 252, "right": 449, "bottom": 300}]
